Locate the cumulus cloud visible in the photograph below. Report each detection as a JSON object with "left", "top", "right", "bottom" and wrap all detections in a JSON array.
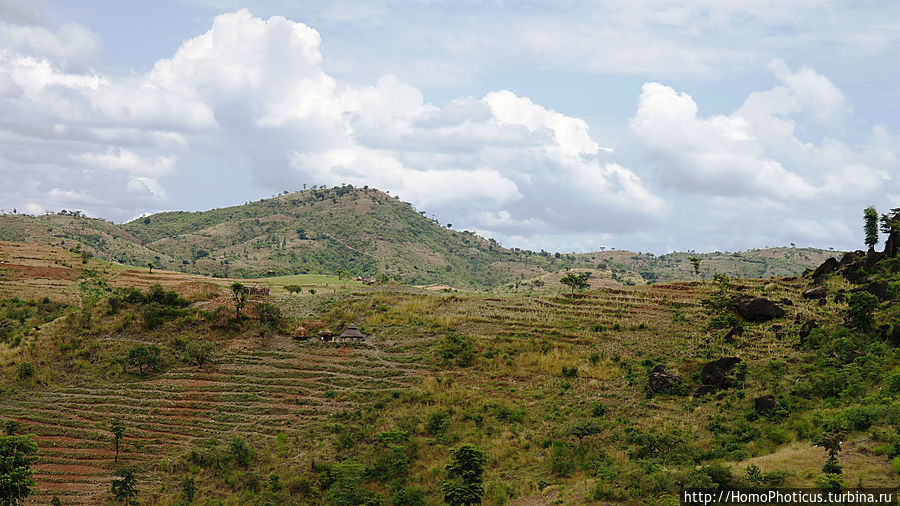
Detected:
[{"left": 629, "top": 60, "right": 900, "bottom": 251}]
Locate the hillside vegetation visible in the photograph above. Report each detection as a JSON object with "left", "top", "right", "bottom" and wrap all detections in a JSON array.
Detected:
[
  {"left": 1, "top": 187, "right": 835, "bottom": 290},
  {"left": 0, "top": 234, "right": 897, "bottom": 504}
]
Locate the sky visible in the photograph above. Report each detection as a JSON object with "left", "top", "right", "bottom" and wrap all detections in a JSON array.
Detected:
[{"left": 1, "top": 0, "right": 899, "bottom": 254}]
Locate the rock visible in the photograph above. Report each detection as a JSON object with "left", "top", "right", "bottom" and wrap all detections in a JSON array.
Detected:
[
  {"left": 845, "top": 350, "right": 866, "bottom": 363},
  {"left": 735, "top": 297, "right": 785, "bottom": 322},
  {"left": 841, "top": 259, "right": 868, "bottom": 284},
  {"left": 772, "top": 325, "right": 784, "bottom": 339},
  {"left": 798, "top": 320, "right": 820, "bottom": 340},
  {"left": 779, "top": 297, "right": 794, "bottom": 306},
  {"left": 694, "top": 385, "right": 717, "bottom": 397},
  {"left": 724, "top": 325, "right": 743, "bottom": 344},
  {"left": 754, "top": 395, "right": 777, "bottom": 413},
  {"left": 860, "top": 281, "right": 888, "bottom": 301},
  {"left": 818, "top": 298, "right": 826, "bottom": 306},
  {"left": 648, "top": 365, "right": 682, "bottom": 393},
  {"left": 810, "top": 257, "right": 839, "bottom": 279},
  {"left": 839, "top": 250, "right": 865, "bottom": 267},
  {"left": 700, "top": 357, "right": 742, "bottom": 388},
  {"left": 865, "top": 249, "right": 884, "bottom": 270},
  {"left": 802, "top": 286, "right": 827, "bottom": 299}
]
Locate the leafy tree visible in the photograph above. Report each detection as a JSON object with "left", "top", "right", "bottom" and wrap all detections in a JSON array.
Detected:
[
  {"left": 181, "top": 475, "right": 196, "bottom": 503},
  {"left": 230, "top": 282, "right": 247, "bottom": 320},
  {"left": 847, "top": 292, "right": 878, "bottom": 331},
  {"left": 0, "top": 433, "right": 38, "bottom": 505},
  {"left": 559, "top": 272, "right": 589, "bottom": 295},
  {"left": 4, "top": 421, "right": 20, "bottom": 437},
  {"left": 254, "top": 302, "right": 282, "bottom": 329},
  {"left": 110, "top": 467, "right": 138, "bottom": 503},
  {"left": 567, "top": 419, "right": 604, "bottom": 443},
  {"left": 185, "top": 340, "right": 215, "bottom": 370},
  {"left": 443, "top": 444, "right": 486, "bottom": 506},
  {"left": 689, "top": 257, "right": 702, "bottom": 276},
  {"left": 549, "top": 441, "right": 575, "bottom": 477},
  {"left": 284, "top": 285, "right": 303, "bottom": 295},
  {"left": 229, "top": 437, "right": 253, "bottom": 467},
  {"left": 147, "top": 262, "right": 153, "bottom": 274},
  {"left": 110, "top": 419, "right": 126, "bottom": 463},
  {"left": 128, "top": 345, "right": 161, "bottom": 375},
  {"left": 864, "top": 206, "right": 879, "bottom": 250},
  {"left": 879, "top": 208, "right": 900, "bottom": 234}
]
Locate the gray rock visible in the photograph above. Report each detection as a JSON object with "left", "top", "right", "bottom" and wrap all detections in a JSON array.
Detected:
[{"left": 648, "top": 365, "right": 682, "bottom": 393}]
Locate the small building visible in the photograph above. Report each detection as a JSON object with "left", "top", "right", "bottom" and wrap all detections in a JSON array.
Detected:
[{"left": 337, "top": 324, "right": 366, "bottom": 342}]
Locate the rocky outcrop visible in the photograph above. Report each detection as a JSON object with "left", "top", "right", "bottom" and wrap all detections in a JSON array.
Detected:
[
  {"left": 648, "top": 365, "right": 682, "bottom": 393},
  {"left": 850, "top": 281, "right": 888, "bottom": 301},
  {"left": 734, "top": 296, "right": 785, "bottom": 322},
  {"left": 754, "top": 395, "right": 776, "bottom": 413},
  {"left": 802, "top": 286, "right": 827, "bottom": 299},
  {"left": 810, "top": 257, "right": 838, "bottom": 280},
  {"left": 696, "top": 357, "right": 742, "bottom": 397}
]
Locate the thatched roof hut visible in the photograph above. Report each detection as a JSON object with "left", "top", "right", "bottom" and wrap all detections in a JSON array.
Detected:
[{"left": 339, "top": 324, "right": 365, "bottom": 340}]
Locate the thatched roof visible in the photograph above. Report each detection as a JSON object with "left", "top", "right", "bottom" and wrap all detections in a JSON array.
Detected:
[{"left": 339, "top": 324, "right": 365, "bottom": 339}]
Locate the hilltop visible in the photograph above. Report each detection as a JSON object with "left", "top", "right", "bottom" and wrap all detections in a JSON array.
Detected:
[{"left": 0, "top": 187, "right": 835, "bottom": 290}]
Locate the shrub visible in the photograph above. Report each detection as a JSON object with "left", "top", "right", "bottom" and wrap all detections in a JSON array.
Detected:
[
  {"left": 127, "top": 345, "right": 161, "bottom": 375},
  {"left": 590, "top": 403, "right": 607, "bottom": 417},
  {"left": 391, "top": 486, "right": 426, "bottom": 506},
  {"left": 17, "top": 362, "right": 34, "bottom": 379},
  {"left": 181, "top": 476, "right": 196, "bottom": 503},
  {"left": 185, "top": 340, "right": 215, "bottom": 370},
  {"left": 255, "top": 302, "right": 282, "bottom": 329},
  {"left": 561, "top": 366, "right": 578, "bottom": 378},
  {"left": 229, "top": 437, "right": 253, "bottom": 467},
  {"left": 567, "top": 419, "right": 604, "bottom": 443},
  {"left": 437, "top": 334, "right": 475, "bottom": 367},
  {"left": 110, "top": 467, "right": 138, "bottom": 502},
  {"left": 847, "top": 292, "right": 878, "bottom": 331},
  {"left": 425, "top": 411, "right": 450, "bottom": 441},
  {"left": 549, "top": 441, "right": 576, "bottom": 477}
]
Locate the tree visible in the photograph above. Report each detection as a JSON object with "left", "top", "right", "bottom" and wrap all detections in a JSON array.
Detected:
[
  {"left": 443, "top": 444, "right": 486, "bottom": 506},
  {"left": 230, "top": 282, "right": 247, "bottom": 320},
  {"left": 128, "top": 345, "right": 160, "bottom": 375},
  {"left": 255, "top": 302, "right": 282, "bottom": 329},
  {"left": 110, "top": 419, "right": 126, "bottom": 463},
  {"left": 864, "top": 206, "right": 879, "bottom": 250},
  {"left": 0, "top": 433, "right": 38, "bottom": 505},
  {"left": 847, "top": 292, "right": 878, "bottom": 331},
  {"left": 147, "top": 262, "right": 153, "bottom": 274},
  {"left": 880, "top": 208, "right": 900, "bottom": 234},
  {"left": 567, "top": 419, "right": 604, "bottom": 444},
  {"left": 4, "top": 421, "right": 20, "bottom": 436},
  {"left": 181, "top": 476, "right": 196, "bottom": 503},
  {"left": 559, "top": 272, "right": 589, "bottom": 295},
  {"left": 110, "top": 467, "right": 138, "bottom": 503},
  {"left": 689, "top": 257, "right": 702, "bottom": 277},
  {"left": 185, "top": 340, "right": 215, "bottom": 370}
]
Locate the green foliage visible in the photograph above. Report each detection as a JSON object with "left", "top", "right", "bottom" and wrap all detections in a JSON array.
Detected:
[
  {"left": 443, "top": 444, "right": 486, "bottom": 506},
  {"left": 847, "top": 292, "right": 878, "bottom": 331},
  {"left": 548, "top": 441, "right": 575, "bottom": 477},
  {"left": 745, "top": 465, "right": 790, "bottom": 488},
  {"left": 110, "top": 419, "right": 126, "bottom": 463},
  {"left": 0, "top": 433, "right": 38, "bottom": 505},
  {"left": 689, "top": 257, "right": 702, "bottom": 276},
  {"left": 561, "top": 365, "right": 578, "bottom": 378},
  {"left": 4, "top": 421, "right": 20, "bottom": 437},
  {"left": 559, "top": 272, "right": 589, "bottom": 294},
  {"left": 391, "top": 486, "right": 426, "bottom": 506},
  {"left": 864, "top": 206, "right": 879, "bottom": 249},
  {"left": 284, "top": 284, "right": 303, "bottom": 294},
  {"left": 110, "top": 467, "right": 138, "bottom": 503},
  {"left": 325, "top": 460, "right": 376, "bottom": 506},
  {"left": 566, "top": 419, "right": 604, "bottom": 443},
  {"left": 0, "top": 297, "right": 67, "bottom": 346},
  {"left": 181, "top": 475, "right": 196, "bottom": 503},
  {"left": 127, "top": 344, "right": 161, "bottom": 375},
  {"left": 230, "top": 283, "right": 247, "bottom": 320},
  {"left": 229, "top": 437, "right": 253, "bottom": 467},
  {"left": 254, "top": 302, "right": 282, "bottom": 329},
  {"left": 437, "top": 333, "right": 475, "bottom": 367},
  {"left": 425, "top": 411, "right": 451, "bottom": 441},
  {"left": 16, "top": 362, "right": 34, "bottom": 380},
  {"left": 626, "top": 428, "right": 695, "bottom": 465},
  {"left": 185, "top": 340, "right": 215, "bottom": 369}
]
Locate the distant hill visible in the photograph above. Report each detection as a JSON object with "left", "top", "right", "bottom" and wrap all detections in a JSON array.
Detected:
[{"left": 0, "top": 186, "right": 839, "bottom": 289}]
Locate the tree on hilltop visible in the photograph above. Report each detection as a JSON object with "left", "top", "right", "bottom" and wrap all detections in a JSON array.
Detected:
[{"left": 864, "top": 206, "right": 879, "bottom": 250}]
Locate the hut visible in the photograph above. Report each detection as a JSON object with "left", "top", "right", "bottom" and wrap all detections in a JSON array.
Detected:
[{"left": 337, "top": 324, "right": 366, "bottom": 342}]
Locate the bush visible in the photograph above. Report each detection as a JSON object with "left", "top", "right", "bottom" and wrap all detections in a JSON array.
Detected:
[
  {"left": 847, "top": 292, "right": 878, "bottom": 331},
  {"left": 425, "top": 411, "right": 450, "bottom": 441},
  {"left": 391, "top": 486, "right": 426, "bottom": 506},
  {"left": 549, "top": 441, "right": 576, "bottom": 477},
  {"left": 561, "top": 366, "right": 578, "bottom": 378},
  {"left": 111, "top": 467, "right": 138, "bottom": 502},
  {"left": 229, "top": 437, "right": 253, "bottom": 467},
  {"left": 17, "top": 362, "right": 34, "bottom": 379},
  {"left": 590, "top": 403, "right": 607, "bottom": 417},
  {"left": 255, "top": 302, "right": 282, "bottom": 329},
  {"left": 437, "top": 334, "right": 475, "bottom": 367}
]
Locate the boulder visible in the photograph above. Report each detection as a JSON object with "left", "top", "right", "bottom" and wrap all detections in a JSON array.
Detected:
[
  {"left": 648, "top": 365, "right": 682, "bottom": 393},
  {"left": 754, "top": 395, "right": 776, "bottom": 413},
  {"left": 802, "top": 286, "right": 827, "bottom": 299},
  {"left": 858, "top": 281, "right": 888, "bottom": 301},
  {"left": 841, "top": 259, "right": 868, "bottom": 284},
  {"left": 817, "top": 298, "right": 826, "bottom": 306},
  {"left": 735, "top": 297, "right": 785, "bottom": 322},
  {"left": 779, "top": 297, "right": 794, "bottom": 306},
  {"left": 700, "top": 357, "right": 742, "bottom": 388},
  {"left": 724, "top": 325, "right": 743, "bottom": 344},
  {"left": 694, "top": 385, "right": 717, "bottom": 398},
  {"left": 798, "top": 320, "right": 820, "bottom": 341},
  {"left": 810, "top": 257, "right": 838, "bottom": 279},
  {"left": 839, "top": 250, "right": 865, "bottom": 268}
]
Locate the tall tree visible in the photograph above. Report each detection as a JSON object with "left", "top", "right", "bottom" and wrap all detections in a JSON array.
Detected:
[
  {"left": 230, "top": 282, "right": 247, "bottom": 320},
  {"left": 0, "top": 433, "right": 38, "bottom": 505},
  {"left": 110, "top": 419, "right": 126, "bottom": 463},
  {"left": 689, "top": 257, "right": 702, "bottom": 277},
  {"left": 864, "top": 206, "right": 879, "bottom": 250},
  {"left": 559, "top": 272, "right": 589, "bottom": 295},
  {"left": 443, "top": 444, "right": 486, "bottom": 506}
]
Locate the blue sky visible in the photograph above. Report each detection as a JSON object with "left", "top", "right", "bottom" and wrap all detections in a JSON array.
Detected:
[{"left": 2, "top": 0, "right": 899, "bottom": 254}]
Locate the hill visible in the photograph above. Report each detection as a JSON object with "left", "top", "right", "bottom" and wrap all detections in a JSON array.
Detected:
[
  {"left": 0, "top": 239, "right": 897, "bottom": 504},
  {"left": 0, "top": 187, "right": 836, "bottom": 290}
]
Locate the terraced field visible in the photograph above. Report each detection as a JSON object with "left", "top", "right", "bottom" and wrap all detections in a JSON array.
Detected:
[{"left": 5, "top": 336, "right": 431, "bottom": 504}]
